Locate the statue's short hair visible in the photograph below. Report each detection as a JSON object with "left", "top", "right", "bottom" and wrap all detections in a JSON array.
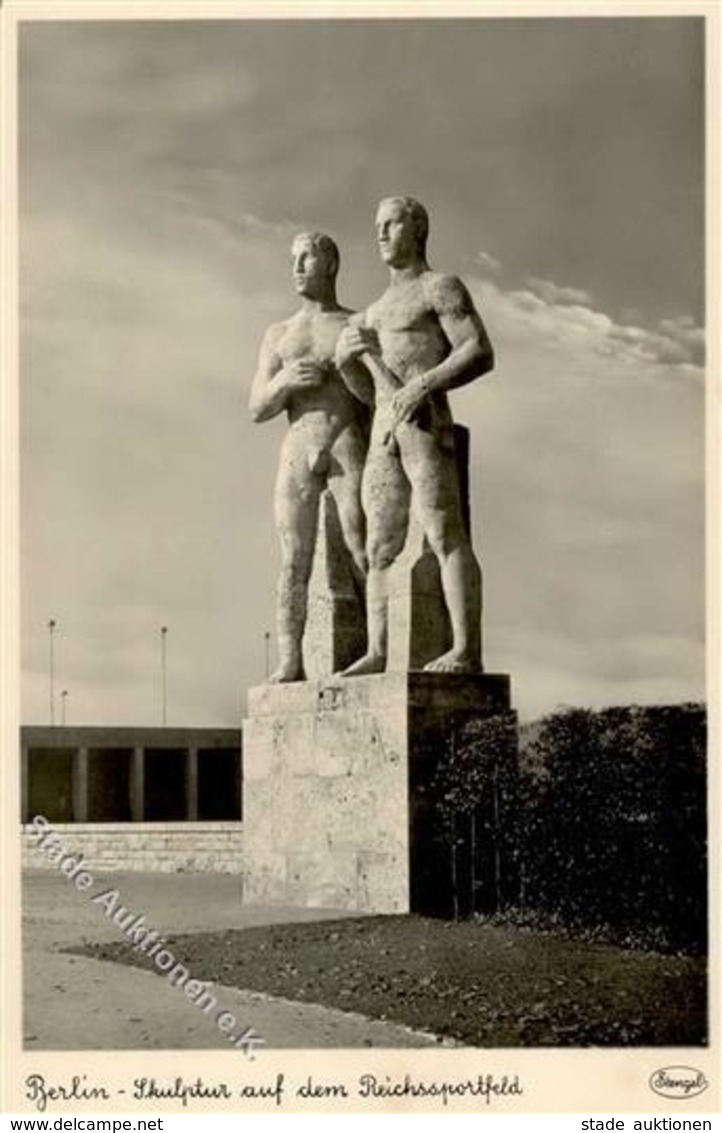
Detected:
[
  {"left": 292, "top": 231, "right": 340, "bottom": 278},
  {"left": 380, "top": 196, "right": 429, "bottom": 256}
]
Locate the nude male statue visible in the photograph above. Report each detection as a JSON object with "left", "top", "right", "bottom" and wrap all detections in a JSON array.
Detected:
[
  {"left": 335, "top": 196, "right": 494, "bottom": 675},
  {"left": 249, "top": 232, "right": 368, "bottom": 683}
]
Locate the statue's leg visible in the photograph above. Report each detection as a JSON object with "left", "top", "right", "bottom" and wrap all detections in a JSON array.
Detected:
[
  {"left": 327, "top": 427, "right": 368, "bottom": 584},
  {"left": 270, "top": 441, "right": 321, "bottom": 683},
  {"left": 326, "top": 439, "right": 369, "bottom": 670},
  {"left": 399, "top": 424, "right": 482, "bottom": 672},
  {"left": 340, "top": 437, "right": 410, "bottom": 677}
]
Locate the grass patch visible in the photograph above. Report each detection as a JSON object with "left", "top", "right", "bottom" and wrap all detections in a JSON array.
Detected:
[{"left": 73, "top": 915, "right": 706, "bottom": 1047}]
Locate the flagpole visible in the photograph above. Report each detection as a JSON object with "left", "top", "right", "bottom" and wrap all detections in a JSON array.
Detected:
[
  {"left": 48, "top": 619, "right": 56, "bottom": 726},
  {"left": 161, "top": 626, "right": 168, "bottom": 726}
]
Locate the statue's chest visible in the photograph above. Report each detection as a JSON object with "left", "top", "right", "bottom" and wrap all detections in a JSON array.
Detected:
[
  {"left": 369, "top": 285, "right": 448, "bottom": 364},
  {"left": 369, "top": 288, "right": 430, "bottom": 335},
  {"left": 278, "top": 317, "right": 341, "bottom": 363}
]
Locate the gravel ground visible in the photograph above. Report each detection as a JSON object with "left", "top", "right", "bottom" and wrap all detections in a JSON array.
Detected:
[{"left": 74, "top": 913, "right": 707, "bottom": 1047}]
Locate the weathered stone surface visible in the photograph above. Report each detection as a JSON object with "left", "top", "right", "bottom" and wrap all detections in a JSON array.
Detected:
[
  {"left": 249, "top": 232, "right": 369, "bottom": 685},
  {"left": 335, "top": 197, "right": 494, "bottom": 678},
  {"left": 247, "top": 670, "right": 509, "bottom": 719},
  {"left": 244, "top": 850, "right": 287, "bottom": 905},
  {"left": 21, "top": 822, "right": 244, "bottom": 875},
  {"left": 285, "top": 851, "right": 358, "bottom": 908},
  {"left": 243, "top": 671, "right": 512, "bottom": 913}
]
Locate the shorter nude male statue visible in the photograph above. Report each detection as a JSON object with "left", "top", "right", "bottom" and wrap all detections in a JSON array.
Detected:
[
  {"left": 249, "top": 233, "right": 368, "bottom": 683},
  {"left": 335, "top": 197, "right": 494, "bottom": 675}
]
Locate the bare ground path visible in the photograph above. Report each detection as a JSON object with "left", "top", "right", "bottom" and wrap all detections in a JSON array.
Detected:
[{"left": 22, "top": 871, "right": 443, "bottom": 1050}]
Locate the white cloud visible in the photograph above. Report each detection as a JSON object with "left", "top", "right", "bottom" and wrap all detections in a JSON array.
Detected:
[
  {"left": 475, "top": 251, "right": 502, "bottom": 276},
  {"left": 658, "top": 315, "right": 706, "bottom": 365},
  {"left": 525, "top": 275, "right": 593, "bottom": 306},
  {"left": 605, "top": 318, "right": 705, "bottom": 369},
  {"left": 238, "top": 213, "right": 301, "bottom": 239},
  {"left": 451, "top": 268, "right": 705, "bottom": 718},
  {"left": 474, "top": 276, "right": 704, "bottom": 377}
]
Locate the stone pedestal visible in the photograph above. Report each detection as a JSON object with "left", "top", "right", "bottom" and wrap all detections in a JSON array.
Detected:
[{"left": 242, "top": 671, "right": 513, "bottom": 914}]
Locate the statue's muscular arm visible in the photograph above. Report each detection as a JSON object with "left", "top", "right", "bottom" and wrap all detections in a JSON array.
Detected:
[
  {"left": 249, "top": 323, "right": 324, "bottom": 423},
  {"left": 387, "top": 274, "right": 494, "bottom": 431}
]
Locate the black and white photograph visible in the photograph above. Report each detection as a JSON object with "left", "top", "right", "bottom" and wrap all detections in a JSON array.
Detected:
[{"left": 2, "top": 0, "right": 718, "bottom": 1117}]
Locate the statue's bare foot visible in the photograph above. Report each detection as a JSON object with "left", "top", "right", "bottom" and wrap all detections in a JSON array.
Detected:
[
  {"left": 424, "top": 649, "right": 481, "bottom": 674},
  {"left": 268, "top": 662, "right": 306, "bottom": 684},
  {"left": 338, "top": 652, "right": 386, "bottom": 677}
]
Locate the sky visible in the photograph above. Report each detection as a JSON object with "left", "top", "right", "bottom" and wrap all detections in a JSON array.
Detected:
[{"left": 17, "top": 14, "right": 706, "bottom": 725}]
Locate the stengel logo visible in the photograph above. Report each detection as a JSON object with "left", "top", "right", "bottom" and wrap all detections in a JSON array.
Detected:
[{"left": 649, "top": 1066, "right": 709, "bottom": 1100}]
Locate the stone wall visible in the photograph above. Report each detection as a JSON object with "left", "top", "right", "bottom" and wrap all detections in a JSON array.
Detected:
[{"left": 21, "top": 822, "right": 244, "bottom": 875}]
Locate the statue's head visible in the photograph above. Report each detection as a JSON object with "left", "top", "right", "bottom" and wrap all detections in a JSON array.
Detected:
[
  {"left": 375, "top": 196, "right": 429, "bottom": 265},
  {"left": 291, "top": 231, "right": 339, "bottom": 297}
]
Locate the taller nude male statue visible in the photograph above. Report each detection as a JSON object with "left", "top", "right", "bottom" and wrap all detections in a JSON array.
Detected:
[
  {"left": 249, "top": 232, "right": 368, "bottom": 683},
  {"left": 335, "top": 197, "right": 494, "bottom": 675}
]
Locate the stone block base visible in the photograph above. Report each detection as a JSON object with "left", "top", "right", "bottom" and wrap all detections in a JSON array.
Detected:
[
  {"left": 21, "top": 822, "right": 244, "bottom": 874},
  {"left": 242, "top": 671, "right": 513, "bottom": 913}
]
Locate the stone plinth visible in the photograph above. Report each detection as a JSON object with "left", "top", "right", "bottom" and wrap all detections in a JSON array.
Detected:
[{"left": 242, "top": 671, "right": 512, "bottom": 913}]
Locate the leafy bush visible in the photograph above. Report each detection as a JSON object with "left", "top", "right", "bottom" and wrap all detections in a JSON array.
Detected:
[
  {"left": 515, "top": 704, "right": 707, "bottom": 953},
  {"left": 422, "top": 703, "right": 707, "bottom": 953}
]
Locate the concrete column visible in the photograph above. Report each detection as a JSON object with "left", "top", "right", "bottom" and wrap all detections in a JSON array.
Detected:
[
  {"left": 131, "top": 747, "right": 145, "bottom": 822},
  {"left": 73, "top": 747, "right": 89, "bottom": 822},
  {"left": 21, "top": 743, "right": 30, "bottom": 825},
  {"left": 186, "top": 747, "right": 199, "bottom": 821}
]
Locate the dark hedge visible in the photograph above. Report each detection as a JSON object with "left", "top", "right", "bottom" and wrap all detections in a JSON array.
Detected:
[
  {"left": 515, "top": 704, "right": 707, "bottom": 953},
  {"left": 426, "top": 704, "right": 707, "bottom": 954}
]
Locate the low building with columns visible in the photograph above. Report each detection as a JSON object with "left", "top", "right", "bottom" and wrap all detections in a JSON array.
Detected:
[{"left": 20, "top": 725, "right": 243, "bottom": 874}]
